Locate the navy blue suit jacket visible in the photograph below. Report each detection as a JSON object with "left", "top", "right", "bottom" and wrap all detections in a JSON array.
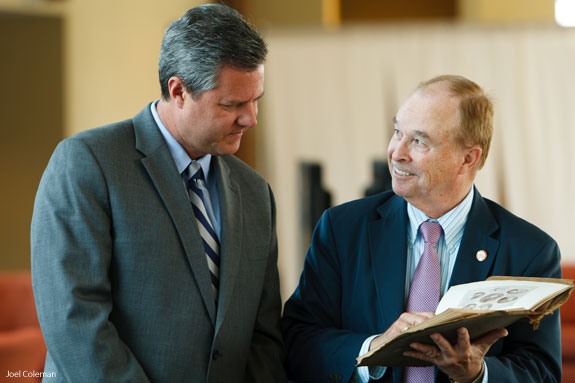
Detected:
[{"left": 282, "top": 189, "right": 562, "bottom": 383}]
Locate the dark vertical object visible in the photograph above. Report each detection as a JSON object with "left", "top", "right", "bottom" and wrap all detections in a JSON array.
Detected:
[
  {"left": 0, "top": 13, "right": 64, "bottom": 269},
  {"left": 299, "top": 163, "right": 332, "bottom": 258},
  {"left": 364, "top": 160, "right": 392, "bottom": 197}
]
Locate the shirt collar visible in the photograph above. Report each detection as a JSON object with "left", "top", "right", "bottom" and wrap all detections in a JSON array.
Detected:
[
  {"left": 407, "top": 187, "right": 474, "bottom": 249},
  {"left": 150, "top": 100, "right": 213, "bottom": 183}
]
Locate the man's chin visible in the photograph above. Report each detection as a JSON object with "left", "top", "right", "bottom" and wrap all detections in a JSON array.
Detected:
[
  {"left": 391, "top": 182, "right": 412, "bottom": 199},
  {"left": 216, "top": 143, "right": 242, "bottom": 156}
]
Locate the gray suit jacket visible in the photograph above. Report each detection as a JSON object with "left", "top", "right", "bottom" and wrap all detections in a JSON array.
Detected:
[{"left": 31, "top": 104, "right": 287, "bottom": 383}]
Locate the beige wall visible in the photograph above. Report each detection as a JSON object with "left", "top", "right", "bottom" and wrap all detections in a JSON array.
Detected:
[{"left": 66, "top": 0, "right": 208, "bottom": 137}]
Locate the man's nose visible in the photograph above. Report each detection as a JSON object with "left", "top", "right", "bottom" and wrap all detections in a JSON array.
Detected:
[
  {"left": 238, "top": 102, "right": 258, "bottom": 128},
  {"left": 390, "top": 138, "right": 410, "bottom": 162}
]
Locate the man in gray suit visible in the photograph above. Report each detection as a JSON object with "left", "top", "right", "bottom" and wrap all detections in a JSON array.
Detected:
[{"left": 31, "top": 4, "right": 286, "bottom": 383}]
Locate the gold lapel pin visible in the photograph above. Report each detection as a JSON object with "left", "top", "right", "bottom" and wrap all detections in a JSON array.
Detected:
[{"left": 476, "top": 250, "right": 487, "bottom": 262}]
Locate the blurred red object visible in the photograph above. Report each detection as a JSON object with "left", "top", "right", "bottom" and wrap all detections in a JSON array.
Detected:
[{"left": 0, "top": 271, "right": 46, "bottom": 383}]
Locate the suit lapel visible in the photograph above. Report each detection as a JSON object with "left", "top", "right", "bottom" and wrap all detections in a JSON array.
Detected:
[
  {"left": 213, "top": 157, "right": 243, "bottom": 334},
  {"left": 368, "top": 195, "right": 409, "bottom": 331},
  {"left": 133, "top": 105, "right": 217, "bottom": 324},
  {"left": 449, "top": 188, "right": 500, "bottom": 288}
]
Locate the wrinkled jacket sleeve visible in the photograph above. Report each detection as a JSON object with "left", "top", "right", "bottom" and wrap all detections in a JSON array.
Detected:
[
  {"left": 31, "top": 138, "right": 152, "bottom": 382},
  {"left": 281, "top": 210, "right": 371, "bottom": 383}
]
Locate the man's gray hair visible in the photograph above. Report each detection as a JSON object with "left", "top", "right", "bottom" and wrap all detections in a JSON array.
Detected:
[{"left": 159, "top": 4, "right": 267, "bottom": 100}]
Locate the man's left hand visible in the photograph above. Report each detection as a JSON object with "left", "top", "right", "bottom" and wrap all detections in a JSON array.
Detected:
[{"left": 403, "top": 327, "right": 508, "bottom": 382}]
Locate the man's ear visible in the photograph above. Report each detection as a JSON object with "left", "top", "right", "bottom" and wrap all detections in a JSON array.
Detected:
[
  {"left": 167, "top": 76, "right": 187, "bottom": 108},
  {"left": 460, "top": 145, "right": 482, "bottom": 174}
]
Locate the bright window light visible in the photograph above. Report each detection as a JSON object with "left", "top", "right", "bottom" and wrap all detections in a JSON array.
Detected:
[{"left": 556, "top": 0, "right": 575, "bottom": 27}]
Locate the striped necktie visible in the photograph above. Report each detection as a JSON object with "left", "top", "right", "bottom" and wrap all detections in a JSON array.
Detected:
[
  {"left": 404, "top": 220, "right": 443, "bottom": 383},
  {"left": 186, "top": 162, "right": 220, "bottom": 301}
]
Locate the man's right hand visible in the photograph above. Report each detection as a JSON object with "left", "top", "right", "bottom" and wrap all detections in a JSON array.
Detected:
[{"left": 369, "top": 311, "right": 435, "bottom": 351}]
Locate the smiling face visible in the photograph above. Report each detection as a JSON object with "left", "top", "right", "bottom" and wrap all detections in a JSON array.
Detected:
[
  {"left": 387, "top": 82, "right": 480, "bottom": 218},
  {"left": 160, "top": 65, "right": 264, "bottom": 159}
]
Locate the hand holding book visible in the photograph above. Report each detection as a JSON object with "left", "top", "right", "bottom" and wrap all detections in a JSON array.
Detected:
[{"left": 357, "top": 276, "right": 574, "bottom": 367}]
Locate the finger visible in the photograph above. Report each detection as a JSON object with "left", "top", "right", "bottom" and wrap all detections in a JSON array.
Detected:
[
  {"left": 409, "top": 311, "right": 436, "bottom": 320},
  {"left": 399, "top": 312, "right": 435, "bottom": 328},
  {"left": 456, "top": 327, "right": 471, "bottom": 351},
  {"left": 430, "top": 332, "right": 455, "bottom": 355},
  {"left": 409, "top": 342, "right": 441, "bottom": 358},
  {"left": 472, "top": 328, "right": 508, "bottom": 352},
  {"left": 371, "top": 313, "right": 435, "bottom": 350},
  {"left": 393, "top": 312, "right": 433, "bottom": 334},
  {"left": 400, "top": 311, "right": 435, "bottom": 321},
  {"left": 404, "top": 342, "right": 442, "bottom": 364}
]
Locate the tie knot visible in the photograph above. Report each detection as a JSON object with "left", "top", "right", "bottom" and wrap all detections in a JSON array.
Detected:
[
  {"left": 419, "top": 221, "right": 442, "bottom": 245},
  {"left": 186, "top": 162, "right": 204, "bottom": 183}
]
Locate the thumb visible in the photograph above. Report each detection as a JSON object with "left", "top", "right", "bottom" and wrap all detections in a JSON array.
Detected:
[{"left": 474, "top": 328, "right": 508, "bottom": 352}]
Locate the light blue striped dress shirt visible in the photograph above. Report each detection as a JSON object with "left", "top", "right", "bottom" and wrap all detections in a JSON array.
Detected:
[
  {"left": 405, "top": 187, "right": 474, "bottom": 299},
  {"left": 150, "top": 101, "right": 221, "bottom": 238},
  {"left": 358, "top": 188, "right": 487, "bottom": 382}
]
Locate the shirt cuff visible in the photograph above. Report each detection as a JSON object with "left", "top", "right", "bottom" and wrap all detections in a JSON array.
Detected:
[
  {"left": 482, "top": 360, "right": 488, "bottom": 383},
  {"left": 357, "top": 335, "right": 386, "bottom": 383}
]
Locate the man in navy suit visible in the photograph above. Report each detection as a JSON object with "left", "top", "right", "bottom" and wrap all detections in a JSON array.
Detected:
[{"left": 282, "top": 75, "right": 561, "bottom": 383}]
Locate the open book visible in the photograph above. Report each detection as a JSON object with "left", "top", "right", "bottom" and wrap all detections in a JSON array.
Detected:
[{"left": 356, "top": 276, "right": 574, "bottom": 367}]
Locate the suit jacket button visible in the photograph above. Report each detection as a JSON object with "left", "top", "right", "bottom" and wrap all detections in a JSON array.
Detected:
[{"left": 212, "top": 350, "right": 222, "bottom": 360}]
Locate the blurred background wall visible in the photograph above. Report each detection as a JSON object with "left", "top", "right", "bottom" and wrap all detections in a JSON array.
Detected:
[{"left": 1, "top": 0, "right": 573, "bottom": 302}]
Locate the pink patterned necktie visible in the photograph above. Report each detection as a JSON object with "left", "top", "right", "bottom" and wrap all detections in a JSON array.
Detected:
[{"left": 404, "top": 221, "right": 443, "bottom": 383}]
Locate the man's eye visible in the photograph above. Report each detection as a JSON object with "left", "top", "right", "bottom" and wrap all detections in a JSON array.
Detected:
[{"left": 221, "top": 102, "right": 240, "bottom": 109}]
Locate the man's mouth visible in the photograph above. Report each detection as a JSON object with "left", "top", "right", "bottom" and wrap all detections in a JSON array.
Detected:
[{"left": 394, "top": 167, "right": 414, "bottom": 176}]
